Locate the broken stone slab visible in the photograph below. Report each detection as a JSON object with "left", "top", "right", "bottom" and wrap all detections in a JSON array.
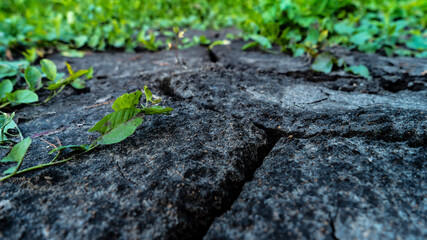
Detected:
[
  {"left": 0, "top": 100, "right": 268, "bottom": 239},
  {"left": 204, "top": 136, "right": 426, "bottom": 240},
  {"left": 212, "top": 42, "right": 427, "bottom": 92},
  {"left": 1, "top": 43, "right": 426, "bottom": 240},
  {"left": 161, "top": 67, "right": 427, "bottom": 147}
]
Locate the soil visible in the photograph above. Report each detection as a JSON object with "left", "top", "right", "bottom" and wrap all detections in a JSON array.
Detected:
[{"left": 0, "top": 37, "right": 426, "bottom": 240}]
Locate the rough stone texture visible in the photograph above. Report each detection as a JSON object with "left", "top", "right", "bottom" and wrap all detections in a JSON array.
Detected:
[
  {"left": 204, "top": 136, "right": 426, "bottom": 240},
  {"left": 1, "top": 37, "right": 426, "bottom": 240},
  {"left": 1, "top": 101, "right": 267, "bottom": 239}
]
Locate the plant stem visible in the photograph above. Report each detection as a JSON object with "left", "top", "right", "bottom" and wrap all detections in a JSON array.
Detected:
[
  {"left": 88, "top": 141, "right": 100, "bottom": 151},
  {"left": 43, "top": 85, "right": 66, "bottom": 104},
  {"left": 0, "top": 157, "right": 73, "bottom": 182},
  {"left": 49, "top": 152, "right": 61, "bottom": 163},
  {"left": 0, "top": 102, "right": 10, "bottom": 109}
]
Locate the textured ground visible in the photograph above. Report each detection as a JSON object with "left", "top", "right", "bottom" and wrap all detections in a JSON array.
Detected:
[{"left": 0, "top": 36, "right": 426, "bottom": 240}]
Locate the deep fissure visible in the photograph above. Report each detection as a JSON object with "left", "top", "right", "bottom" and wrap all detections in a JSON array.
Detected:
[{"left": 197, "top": 122, "right": 283, "bottom": 239}]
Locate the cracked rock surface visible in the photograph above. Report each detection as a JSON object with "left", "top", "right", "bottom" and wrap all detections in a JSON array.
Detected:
[{"left": 1, "top": 38, "right": 426, "bottom": 240}]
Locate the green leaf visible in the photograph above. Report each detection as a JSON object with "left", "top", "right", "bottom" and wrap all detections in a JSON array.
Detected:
[
  {"left": 22, "top": 48, "right": 37, "bottom": 63},
  {"left": 70, "top": 78, "right": 86, "bottom": 89},
  {"left": 40, "top": 59, "right": 57, "bottom": 81},
  {"left": 311, "top": 53, "right": 334, "bottom": 74},
  {"left": 345, "top": 65, "right": 371, "bottom": 79},
  {"left": 112, "top": 91, "right": 142, "bottom": 111},
  {"left": 61, "top": 50, "right": 85, "bottom": 58},
  {"left": 24, "top": 67, "right": 41, "bottom": 91},
  {"left": 151, "top": 98, "right": 162, "bottom": 104},
  {"left": 304, "top": 28, "right": 320, "bottom": 45},
  {"left": 142, "top": 106, "right": 173, "bottom": 115},
  {"left": 249, "top": 35, "right": 272, "bottom": 49},
  {"left": 49, "top": 144, "right": 91, "bottom": 154},
  {"left": 0, "top": 80, "right": 13, "bottom": 99},
  {"left": 98, "top": 117, "right": 143, "bottom": 145},
  {"left": 350, "top": 32, "right": 372, "bottom": 46},
  {"left": 209, "top": 40, "right": 231, "bottom": 50},
  {"left": 144, "top": 86, "right": 152, "bottom": 102},
  {"left": 6, "top": 90, "right": 39, "bottom": 104},
  {"left": 241, "top": 42, "right": 259, "bottom": 51},
  {"left": 0, "top": 112, "right": 18, "bottom": 142},
  {"left": 198, "top": 35, "right": 211, "bottom": 45},
  {"left": 3, "top": 167, "right": 17, "bottom": 175},
  {"left": 65, "top": 62, "right": 74, "bottom": 75},
  {"left": 86, "top": 67, "right": 94, "bottom": 80},
  {"left": 46, "top": 80, "right": 68, "bottom": 90},
  {"left": 334, "top": 21, "right": 355, "bottom": 35},
  {"left": 406, "top": 35, "right": 427, "bottom": 50},
  {"left": 89, "top": 108, "right": 142, "bottom": 135},
  {"left": 74, "top": 35, "right": 88, "bottom": 48},
  {"left": 0, "top": 64, "right": 17, "bottom": 79},
  {"left": 68, "top": 69, "right": 89, "bottom": 81},
  {"left": 1, "top": 137, "right": 31, "bottom": 175}
]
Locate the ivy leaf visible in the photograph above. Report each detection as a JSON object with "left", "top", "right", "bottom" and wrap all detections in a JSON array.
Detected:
[
  {"left": 345, "top": 65, "right": 371, "bottom": 79},
  {"left": 89, "top": 108, "right": 142, "bottom": 135},
  {"left": 311, "top": 53, "right": 334, "bottom": 74},
  {"left": 49, "top": 144, "right": 91, "bottom": 154},
  {"left": 40, "top": 59, "right": 57, "bottom": 81},
  {"left": 144, "top": 86, "right": 152, "bottom": 102},
  {"left": 0, "top": 80, "right": 13, "bottom": 99},
  {"left": 1, "top": 137, "right": 31, "bottom": 175},
  {"left": 24, "top": 67, "right": 41, "bottom": 91},
  {"left": 112, "top": 91, "right": 142, "bottom": 111},
  {"left": 6, "top": 90, "right": 38, "bottom": 105},
  {"left": 142, "top": 106, "right": 173, "bottom": 115}
]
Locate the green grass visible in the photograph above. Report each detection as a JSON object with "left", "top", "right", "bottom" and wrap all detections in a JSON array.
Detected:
[{"left": 0, "top": 0, "right": 426, "bottom": 59}]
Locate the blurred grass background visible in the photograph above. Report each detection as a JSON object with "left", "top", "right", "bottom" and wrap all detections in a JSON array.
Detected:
[{"left": 0, "top": 0, "right": 426, "bottom": 58}]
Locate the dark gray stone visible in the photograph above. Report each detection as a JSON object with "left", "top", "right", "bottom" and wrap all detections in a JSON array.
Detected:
[
  {"left": 0, "top": 100, "right": 267, "bottom": 240},
  {"left": 204, "top": 136, "right": 426, "bottom": 240},
  {"left": 1, "top": 38, "right": 426, "bottom": 239}
]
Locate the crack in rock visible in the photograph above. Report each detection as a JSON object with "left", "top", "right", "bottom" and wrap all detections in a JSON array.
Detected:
[
  {"left": 201, "top": 122, "right": 283, "bottom": 239},
  {"left": 329, "top": 212, "right": 340, "bottom": 240}
]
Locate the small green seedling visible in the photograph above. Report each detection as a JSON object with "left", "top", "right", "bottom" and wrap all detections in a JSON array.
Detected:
[
  {"left": 43, "top": 61, "right": 93, "bottom": 103},
  {"left": 0, "top": 86, "right": 172, "bottom": 181},
  {"left": 89, "top": 86, "right": 172, "bottom": 145},
  {"left": 0, "top": 60, "right": 92, "bottom": 109},
  {"left": 311, "top": 52, "right": 371, "bottom": 79}
]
